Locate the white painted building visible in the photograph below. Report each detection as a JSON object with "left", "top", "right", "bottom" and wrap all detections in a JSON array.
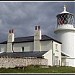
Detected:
[
  {"left": 55, "top": 5, "right": 75, "bottom": 67},
  {"left": 0, "top": 26, "right": 61, "bottom": 67}
]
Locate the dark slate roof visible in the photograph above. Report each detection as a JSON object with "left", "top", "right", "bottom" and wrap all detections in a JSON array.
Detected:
[
  {"left": 0, "top": 35, "right": 61, "bottom": 44},
  {"left": 0, "top": 51, "right": 47, "bottom": 58},
  {"left": 61, "top": 52, "right": 69, "bottom": 57}
]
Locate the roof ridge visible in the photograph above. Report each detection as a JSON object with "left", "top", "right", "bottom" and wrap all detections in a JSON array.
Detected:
[
  {"left": 15, "top": 35, "right": 49, "bottom": 38},
  {"left": 15, "top": 35, "right": 34, "bottom": 39},
  {"left": 0, "top": 35, "right": 61, "bottom": 44}
]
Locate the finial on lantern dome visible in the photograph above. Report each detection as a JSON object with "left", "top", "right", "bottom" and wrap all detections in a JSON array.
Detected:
[
  {"left": 60, "top": 5, "right": 69, "bottom": 14},
  {"left": 64, "top": 5, "right": 66, "bottom": 11}
]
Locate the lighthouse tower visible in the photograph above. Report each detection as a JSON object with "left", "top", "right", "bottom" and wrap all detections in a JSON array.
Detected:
[{"left": 54, "top": 5, "right": 75, "bottom": 67}]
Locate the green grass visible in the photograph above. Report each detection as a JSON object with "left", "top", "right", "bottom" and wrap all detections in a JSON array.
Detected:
[{"left": 0, "top": 65, "right": 75, "bottom": 73}]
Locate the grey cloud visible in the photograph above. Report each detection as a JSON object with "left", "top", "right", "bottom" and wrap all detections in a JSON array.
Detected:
[{"left": 0, "top": 2, "right": 74, "bottom": 42}]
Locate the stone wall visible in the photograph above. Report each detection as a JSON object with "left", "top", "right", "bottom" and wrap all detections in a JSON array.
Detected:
[{"left": 0, "top": 57, "right": 48, "bottom": 68}]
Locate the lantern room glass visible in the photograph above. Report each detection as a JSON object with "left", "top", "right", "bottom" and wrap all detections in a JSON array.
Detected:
[{"left": 57, "top": 13, "right": 74, "bottom": 26}]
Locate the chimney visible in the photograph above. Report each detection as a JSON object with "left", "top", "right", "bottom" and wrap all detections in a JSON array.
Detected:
[
  {"left": 8, "top": 29, "right": 14, "bottom": 42},
  {"left": 34, "top": 26, "right": 41, "bottom": 40},
  {"left": 7, "top": 29, "right": 14, "bottom": 52},
  {"left": 34, "top": 26, "right": 41, "bottom": 51}
]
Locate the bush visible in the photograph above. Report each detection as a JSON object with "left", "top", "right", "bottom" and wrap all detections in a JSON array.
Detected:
[{"left": 33, "top": 65, "right": 40, "bottom": 68}]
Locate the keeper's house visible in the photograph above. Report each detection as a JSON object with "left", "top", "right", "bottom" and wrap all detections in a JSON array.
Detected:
[{"left": 0, "top": 26, "right": 65, "bottom": 68}]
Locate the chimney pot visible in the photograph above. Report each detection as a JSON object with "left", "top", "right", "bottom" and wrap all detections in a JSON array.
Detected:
[
  {"left": 35, "top": 26, "right": 40, "bottom": 30},
  {"left": 35, "top": 26, "right": 37, "bottom": 30},
  {"left": 12, "top": 29, "right": 14, "bottom": 33},
  {"left": 9, "top": 29, "right": 14, "bottom": 33},
  {"left": 38, "top": 26, "right": 40, "bottom": 30},
  {"left": 9, "top": 30, "right": 11, "bottom": 33}
]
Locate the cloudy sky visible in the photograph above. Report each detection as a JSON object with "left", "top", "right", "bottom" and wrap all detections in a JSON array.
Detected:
[{"left": 0, "top": 2, "right": 74, "bottom": 42}]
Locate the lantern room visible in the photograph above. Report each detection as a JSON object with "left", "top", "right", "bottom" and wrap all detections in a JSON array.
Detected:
[{"left": 56, "top": 5, "right": 74, "bottom": 26}]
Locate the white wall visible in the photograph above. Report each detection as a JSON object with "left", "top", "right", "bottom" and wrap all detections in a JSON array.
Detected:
[
  {"left": 65, "top": 58, "right": 75, "bottom": 67},
  {"left": 42, "top": 40, "right": 53, "bottom": 66},
  {"left": 55, "top": 24, "right": 75, "bottom": 58},
  {"left": 0, "top": 40, "right": 61, "bottom": 67},
  {"left": 13, "top": 42, "right": 34, "bottom": 52},
  {"left": 13, "top": 41, "right": 52, "bottom": 52},
  {"left": 73, "top": 31, "right": 75, "bottom": 67},
  {"left": 0, "top": 40, "right": 54, "bottom": 66},
  {"left": 43, "top": 50, "right": 52, "bottom": 66},
  {"left": 57, "top": 28, "right": 75, "bottom": 66},
  {"left": 61, "top": 57, "right": 66, "bottom": 66},
  {"left": 0, "top": 44, "right": 7, "bottom": 52},
  {"left": 7, "top": 43, "right": 13, "bottom": 52},
  {"left": 53, "top": 41, "right": 61, "bottom": 66},
  {"left": 0, "top": 41, "right": 52, "bottom": 52},
  {"left": 60, "top": 31, "right": 74, "bottom": 57},
  {"left": 43, "top": 41, "right": 61, "bottom": 66},
  {"left": 34, "top": 41, "right": 41, "bottom": 51},
  {"left": 41, "top": 41, "right": 52, "bottom": 51}
]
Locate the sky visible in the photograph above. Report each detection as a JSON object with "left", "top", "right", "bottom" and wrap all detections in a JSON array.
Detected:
[{"left": 0, "top": 2, "right": 74, "bottom": 42}]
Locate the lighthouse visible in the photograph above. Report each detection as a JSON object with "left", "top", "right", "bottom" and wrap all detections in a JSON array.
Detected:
[{"left": 54, "top": 5, "right": 75, "bottom": 67}]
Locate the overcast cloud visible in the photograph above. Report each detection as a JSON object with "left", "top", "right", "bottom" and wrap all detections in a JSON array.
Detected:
[{"left": 0, "top": 2, "right": 74, "bottom": 42}]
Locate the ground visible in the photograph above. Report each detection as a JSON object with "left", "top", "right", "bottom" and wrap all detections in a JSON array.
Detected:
[{"left": 0, "top": 65, "right": 75, "bottom": 73}]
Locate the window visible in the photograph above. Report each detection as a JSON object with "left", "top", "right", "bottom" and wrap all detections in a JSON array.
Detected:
[
  {"left": 55, "top": 44, "right": 59, "bottom": 52},
  {"left": 55, "top": 44, "right": 58, "bottom": 50},
  {"left": 22, "top": 47, "right": 24, "bottom": 52},
  {"left": 57, "top": 14, "right": 74, "bottom": 25},
  {"left": 55, "top": 56, "right": 59, "bottom": 65}
]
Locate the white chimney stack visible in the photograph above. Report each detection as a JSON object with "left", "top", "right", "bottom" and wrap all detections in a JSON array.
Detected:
[
  {"left": 34, "top": 26, "right": 41, "bottom": 51},
  {"left": 7, "top": 29, "right": 14, "bottom": 52},
  {"left": 34, "top": 26, "right": 41, "bottom": 40},
  {"left": 8, "top": 29, "right": 14, "bottom": 42}
]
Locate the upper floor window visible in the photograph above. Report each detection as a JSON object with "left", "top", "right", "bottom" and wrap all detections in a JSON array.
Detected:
[
  {"left": 55, "top": 44, "right": 58, "bottom": 50},
  {"left": 55, "top": 56, "right": 59, "bottom": 66}
]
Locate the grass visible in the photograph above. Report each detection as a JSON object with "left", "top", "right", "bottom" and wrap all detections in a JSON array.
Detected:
[{"left": 0, "top": 65, "right": 75, "bottom": 73}]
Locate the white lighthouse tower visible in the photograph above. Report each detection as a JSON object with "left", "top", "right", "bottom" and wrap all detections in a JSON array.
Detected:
[{"left": 55, "top": 5, "right": 75, "bottom": 67}]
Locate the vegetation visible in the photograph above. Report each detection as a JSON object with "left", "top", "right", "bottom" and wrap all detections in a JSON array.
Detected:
[{"left": 0, "top": 65, "right": 75, "bottom": 73}]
